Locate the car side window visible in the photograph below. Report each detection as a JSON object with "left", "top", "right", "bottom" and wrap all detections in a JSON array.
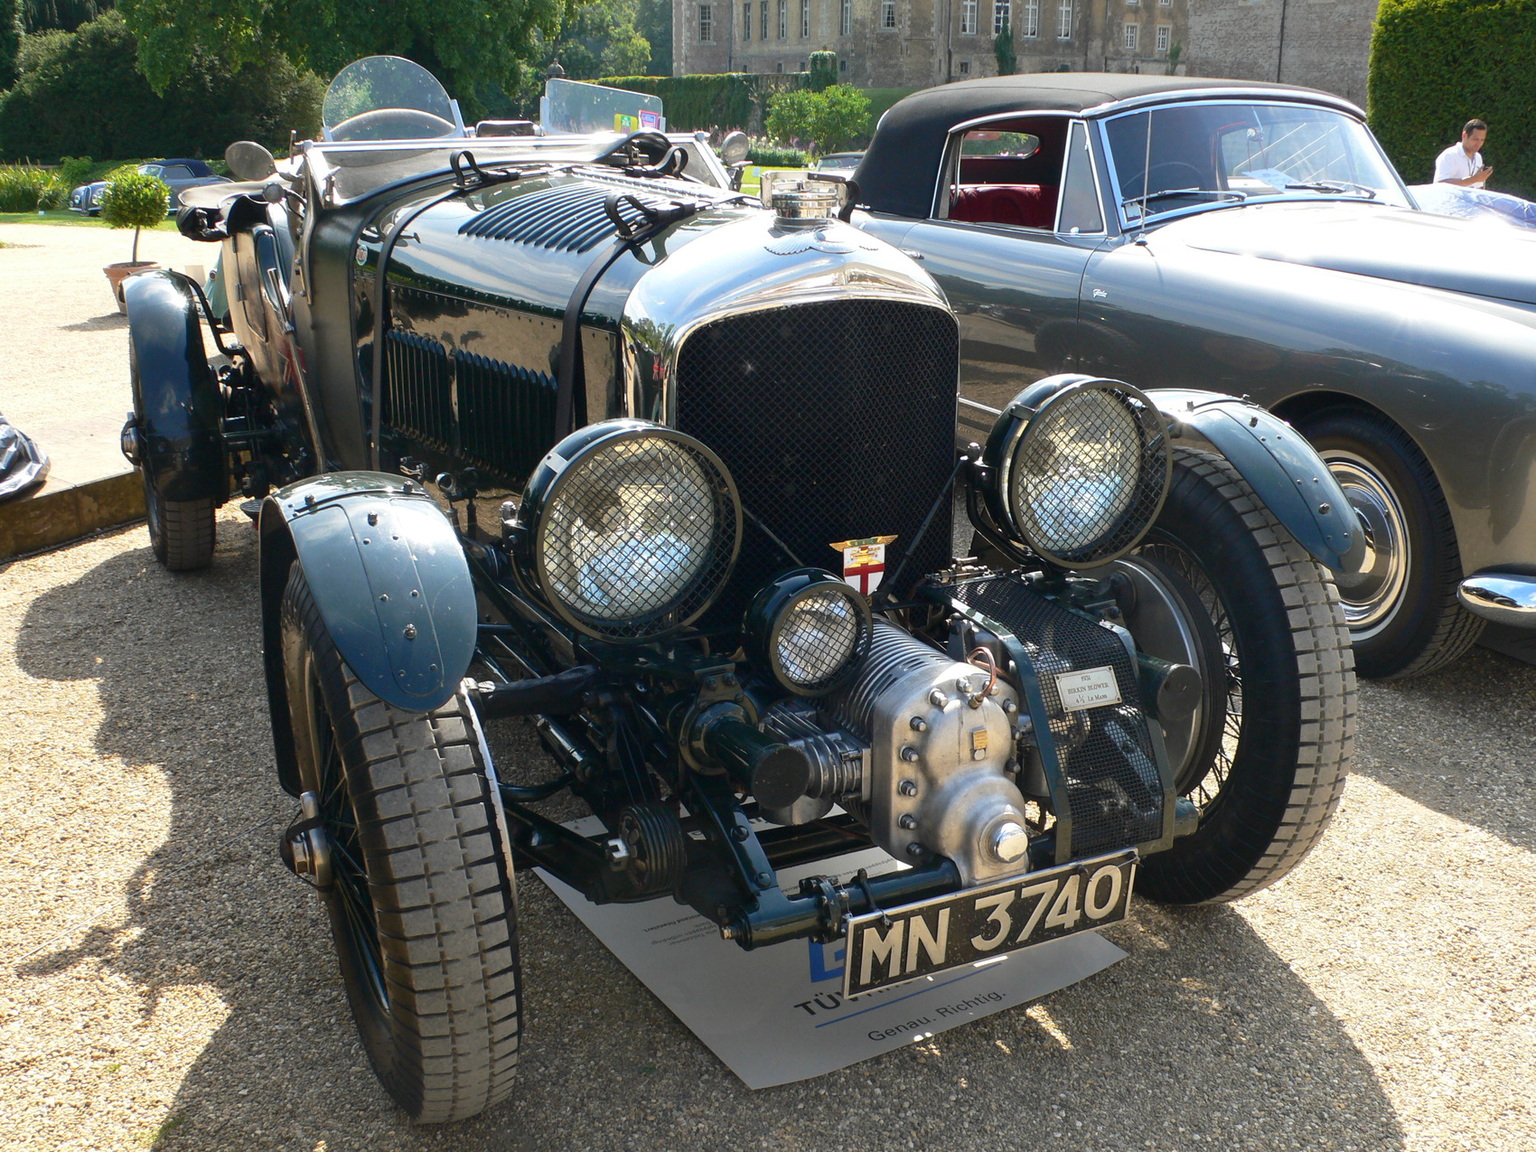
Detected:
[
  {"left": 160, "top": 165, "right": 194, "bottom": 181},
  {"left": 943, "top": 119, "right": 1065, "bottom": 231},
  {"left": 1058, "top": 121, "right": 1104, "bottom": 234}
]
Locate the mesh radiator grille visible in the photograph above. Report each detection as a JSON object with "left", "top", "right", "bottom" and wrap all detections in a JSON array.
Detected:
[
  {"left": 951, "top": 575, "right": 1165, "bottom": 857},
  {"left": 674, "top": 299, "right": 959, "bottom": 624}
]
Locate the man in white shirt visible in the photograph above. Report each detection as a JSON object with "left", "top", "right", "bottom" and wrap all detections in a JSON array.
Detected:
[{"left": 1434, "top": 119, "right": 1492, "bottom": 186}]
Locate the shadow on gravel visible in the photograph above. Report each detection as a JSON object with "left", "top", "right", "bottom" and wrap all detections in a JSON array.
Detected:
[
  {"left": 1353, "top": 646, "right": 1536, "bottom": 854},
  {"left": 61, "top": 313, "right": 127, "bottom": 331},
  {"left": 11, "top": 517, "right": 1407, "bottom": 1152}
]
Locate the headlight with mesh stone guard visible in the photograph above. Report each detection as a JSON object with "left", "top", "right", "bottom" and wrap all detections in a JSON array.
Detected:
[
  {"left": 981, "top": 375, "right": 1171, "bottom": 568},
  {"left": 517, "top": 420, "right": 742, "bottom": 641},
  {"left": 746, "top": 569, "right": 874, "bottom": 696}
]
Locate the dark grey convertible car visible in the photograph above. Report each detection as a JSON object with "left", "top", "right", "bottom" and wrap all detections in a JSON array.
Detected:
[{"left": 854, "top": 74, "right": 1536, "bottom": 679}]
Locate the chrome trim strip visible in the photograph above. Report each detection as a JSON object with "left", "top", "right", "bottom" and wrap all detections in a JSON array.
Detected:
[{"left": 1081, "top": 87, "right": 1363, "bottom": 121}]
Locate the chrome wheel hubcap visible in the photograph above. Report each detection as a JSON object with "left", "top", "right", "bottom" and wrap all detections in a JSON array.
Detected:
[{"left": 1326, "top": 453, "right": 1409, "bottom": 638}]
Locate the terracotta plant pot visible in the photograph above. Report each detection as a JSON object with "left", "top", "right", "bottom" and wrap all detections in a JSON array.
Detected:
[{"left": 104, "top": 261, "right": 158, "bottom": 313}]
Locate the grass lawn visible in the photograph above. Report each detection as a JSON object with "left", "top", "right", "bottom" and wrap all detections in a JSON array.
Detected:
[{"left": 0, "top": 209, "right": 178, "bottom": 229}]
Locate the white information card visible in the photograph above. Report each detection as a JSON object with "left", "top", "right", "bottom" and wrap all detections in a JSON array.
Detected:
[{"left": 538, "top": 824, "right": 1125, "bottom": 1089}]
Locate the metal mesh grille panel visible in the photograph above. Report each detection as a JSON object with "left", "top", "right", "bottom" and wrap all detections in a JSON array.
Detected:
[
  {"left": 952, "top": 575, "right": 1164, "bottom": 856},
  {"left": 382, "top": 330, "right": 452, "bottom": 452},
  {"left": 1012, "top": 386, "right": 1168, "bottom": 567},
  {"left": 675, "top": 300, "right": 958, "bottom": 625},
  {"left": 538, "top": 436, "right": 737, "bottom": 639},
  {"left": 459, "top": 182, "right": 676, "bottom": 253}
]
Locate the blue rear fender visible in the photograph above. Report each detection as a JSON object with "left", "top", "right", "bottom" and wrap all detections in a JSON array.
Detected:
[
  {"left": 122, "top": 270, "right": 226, "bottom": 504},
  {"left": 258, "top": 472, "right": 477, "bottom": 794}
]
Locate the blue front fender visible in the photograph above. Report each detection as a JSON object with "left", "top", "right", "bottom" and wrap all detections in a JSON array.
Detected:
[
  {"left": 260, "top": 470, "right": 476, "bottom": 712},
  {"left": 1148, "top": 388, "right": 1365, "bottom": 575}
]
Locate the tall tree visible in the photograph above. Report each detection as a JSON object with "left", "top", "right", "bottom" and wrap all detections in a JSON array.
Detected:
[
  {"left": 0, "top": 0, "right": 21, "bottom": 90},
  {"left": 634, "top": 0, "right": 669, "bottom": 75},
  {"left": 23, "top": 0, "right": 111, "bottom": 34},
  {"left": 542, "top": 0, "right": 649, "bottom": 80},
  {"left": 117, "top": 0, "right": 564, "bottom": 118},
  {"left": 0, "top": 0, "right": 21, "bottom": 89}
]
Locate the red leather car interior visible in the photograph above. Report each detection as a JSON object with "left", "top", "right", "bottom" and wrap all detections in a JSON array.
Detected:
[{"left": 948, "top": 184, "right": 1057, "bottom": 228}]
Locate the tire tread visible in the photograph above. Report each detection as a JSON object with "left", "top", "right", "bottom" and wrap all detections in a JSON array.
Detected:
[
  {"left": 281, "top": 568, "right": 520, "bottom": 1124},
  {"left": 1140, "top": 447, "right": 1356, "bottom": 903}
]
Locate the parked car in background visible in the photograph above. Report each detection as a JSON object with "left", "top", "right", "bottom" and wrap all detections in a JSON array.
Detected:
[
  {"left": 69, "top": 158, "right": 228, "bottom": 215},
  {"left": 852, "top": 73, "right": 1536, "bottom": 679},
  {"left": 813, "top": 150, "right": 864, "bottom": 172},
  {"left": 120, "top": 57, "right": 1358, "bottom": 1122}
]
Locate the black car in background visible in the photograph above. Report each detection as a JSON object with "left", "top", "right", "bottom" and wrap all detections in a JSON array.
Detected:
[{"left": 69, "top": 158, "right": 229, "bottom": 214}]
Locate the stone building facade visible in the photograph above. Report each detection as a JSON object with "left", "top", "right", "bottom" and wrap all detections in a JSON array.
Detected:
[
  {"left": 673, "top": 0, "right": 1193, "bottom": 88},
  {"left": 1185, "top": 0, "right": 1379, "bottom": 109},
  {"left": 672, "top": 0, "right": 1378, "bottom": 106}
]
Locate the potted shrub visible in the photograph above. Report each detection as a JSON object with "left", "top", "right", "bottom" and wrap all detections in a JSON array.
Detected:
[{"left": 99, "top": 166, "right": 170, "bottom": 311}]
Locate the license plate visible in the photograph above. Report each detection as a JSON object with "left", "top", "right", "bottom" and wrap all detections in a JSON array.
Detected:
[{"left": 842, "top": 850, "right": 1138, "bottom": 997}]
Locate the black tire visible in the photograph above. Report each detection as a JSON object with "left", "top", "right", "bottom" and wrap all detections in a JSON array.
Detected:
[
  {"left": 1292, "top": 407, "right": 1482, "bottom": 679},
  {"left": 144, "top": 477, "right": 215, "bottom": 571},
  {"left": 1113, "top": 447, "right": 1356, "bottom": 904},
  {"left": 280, "top": 564, "right": 521, "bottom": 1123}
]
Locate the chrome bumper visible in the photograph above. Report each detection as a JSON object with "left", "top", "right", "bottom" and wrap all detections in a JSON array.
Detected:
[{"left": 1457, "top": 574, "right": 1536, "bottom": 627}]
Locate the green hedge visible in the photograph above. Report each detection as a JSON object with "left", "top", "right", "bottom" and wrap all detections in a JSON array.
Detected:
[
  {"left": 598, "top": 72, "right": 802, "bottom": 131},
  {"left": 1369, "top": 0, "right": 1536, "bottom": 197},
  {"left": 0, "top": 11, "right": 321, "bottom": 162}
]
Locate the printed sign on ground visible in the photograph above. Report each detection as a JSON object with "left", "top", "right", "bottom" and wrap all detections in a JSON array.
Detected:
[{"left": 538, "top": 823, "right": 1126, "bottom": 1088}]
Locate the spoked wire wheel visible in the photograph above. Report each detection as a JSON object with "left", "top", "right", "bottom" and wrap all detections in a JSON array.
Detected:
[
  {"left": 297, "top": 669, "right": 389, "bottom": 1016},
  {"left": 1112, "top": 543, "right": 1241, "bottom": 815},
  {"left": 279, "top": 563, "right": 521, "bottom": 1123},
  {"left": 1112, "top": 447, "right": 1356, "bottom": 904}
]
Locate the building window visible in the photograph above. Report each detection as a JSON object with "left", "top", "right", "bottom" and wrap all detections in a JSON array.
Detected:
[
  {"left": 961, "top": 0, "right": 977, "bottom": 34},
  {"left": 1022, "top": 0, "right": 1039, "bottom": 36},
  {"left": 1126, "top": 0, "right": 1137, "bottom": 6},
  {"left": 801, "top": 0, "right": 809, "bottom": 35},
  {"left": 1123, "top": 21, "right": 1137, "bottom": 50},
  {"left": 839, "top": 57, "right": 848, "bottom": 70},
  {"left": 762, "top": 0, "right": 769, "bottom": 38},
  {"left": 699, "top": 3, "right": 714, "bottom": 42},
  {"left": 882, "top": 0, "right": 897, "bottom": 29},
  {"left": 1159, "top": 0, "right": 1170, "bottom": 5},
  {"left": 959, "top": 59, "right": 971, "bottom": 74},
  {"left": 1156, "top": 23, "right": 1170, "bottom": 50},
  {"left": 778, "top": 0, "right": 787, "bottom": 37},
  {"left": 743, "top": 1, "right": 751, "bottom": 39},
  {"left": 776, "top": 60, "right": 784, "bottom": 71},
  {"left": 841, "top": 0, "right": 851, "bottom": 34},
  {"left": 994, "top": 0, "right": 1011, "bottom": 34},
  {"left": 1057, "top": 0, "right": 1072, "bottom": 39}
]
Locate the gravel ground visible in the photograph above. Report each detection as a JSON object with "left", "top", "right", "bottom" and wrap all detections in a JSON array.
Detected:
[{"left": 1, "top": 223, "right": 1533, "bottom": 1152}]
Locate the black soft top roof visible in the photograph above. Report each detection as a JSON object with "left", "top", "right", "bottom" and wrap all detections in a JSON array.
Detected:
[{"left": 855, "top": 72, "right": 1360, "bottom": 219}]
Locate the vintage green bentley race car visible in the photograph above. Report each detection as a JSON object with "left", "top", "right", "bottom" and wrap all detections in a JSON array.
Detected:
[{"left": 121, "top": 58, "right": 1359, "bottom": 1122}]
